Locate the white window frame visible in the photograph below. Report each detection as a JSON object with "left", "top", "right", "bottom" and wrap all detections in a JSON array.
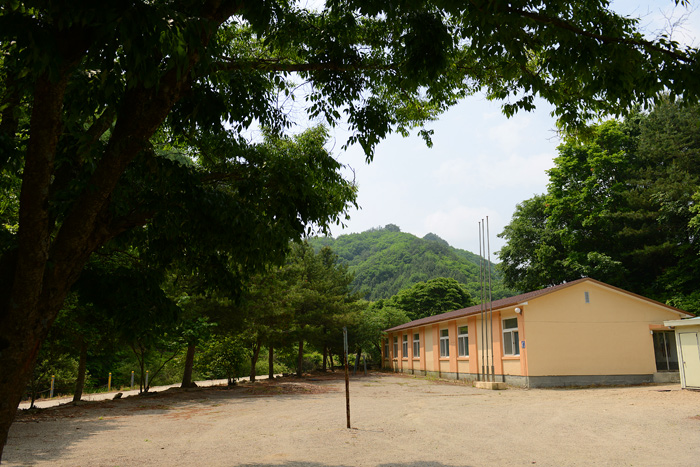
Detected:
[
  {"left": 458, "top": 326, "right": 469, "bottom": 357},
  {"left": 413, "top": 333, "right": 420, "bottom": 358},
  {"left": 402, "top": 334, "right": 408, "bottom": 358},
  {"left": 502, "top": 318, "right": 520, "bottom": 356},
  {"left": 393, "top": 336, "right": 399, "bottom": 359},
  {"left": 440, "top": 328, "right": 450, "bottom": 358}
]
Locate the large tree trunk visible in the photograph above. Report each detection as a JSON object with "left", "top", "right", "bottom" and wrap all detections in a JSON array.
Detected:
[
  {"left": 181, "top": 343, "right": 197, "bottom": 388},
  {"left": 296, "top": 339, "right": 304, "bottom": 377},
  {"left": 73, "top": 340, "right": 88, "bottom": 402},
  {"left": 0, "top": 8, "right": 236, "bottom": 460},
  {"left": 0, "top": 72, "right": 74, "bottom": 460},
  {"left": 268, "top": 344, "right": 274, "bottom": 380}
]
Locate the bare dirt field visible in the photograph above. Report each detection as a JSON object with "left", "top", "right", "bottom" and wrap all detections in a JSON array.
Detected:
[{"left": 4, "top": 372, "right": 700, "bottom": 466}]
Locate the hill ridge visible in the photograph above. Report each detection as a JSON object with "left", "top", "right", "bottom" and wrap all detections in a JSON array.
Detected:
[{"left": 309, "top": 225, "right": 514, "bottom": 301}]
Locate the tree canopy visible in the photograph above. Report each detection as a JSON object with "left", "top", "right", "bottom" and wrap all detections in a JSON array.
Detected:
[
  {"left": 498, "top": 99, "right": 700, "bottom": 313},
  {"left": 2, "top": 0, "right": 700, "bottom": 458},
  {"left": 390, "top": 277, "right": 474, "bottom": 321}
]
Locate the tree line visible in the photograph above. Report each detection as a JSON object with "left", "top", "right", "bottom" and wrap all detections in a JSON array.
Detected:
[{"left": 30, "top": 247, "right": 478, "bottom": 404}]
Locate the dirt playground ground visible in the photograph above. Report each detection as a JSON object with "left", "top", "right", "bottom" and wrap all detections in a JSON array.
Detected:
[{"left": 4, "top": 372, "right": 700, "bottom": 466}]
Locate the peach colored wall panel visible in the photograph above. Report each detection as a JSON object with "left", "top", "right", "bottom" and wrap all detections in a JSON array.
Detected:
[
  {"left": 448, "top": 320, "right": 458, "bottom": 373},
  {"left": 420, "top": 326, "right": 427, "bottom": 371},
  {"left": 502, "top": 359, "right": 521, "bottom": 375}
]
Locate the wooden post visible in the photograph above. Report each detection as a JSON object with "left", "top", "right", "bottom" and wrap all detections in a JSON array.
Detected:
[{"left": 343, "top": 326, "right": 350, "bottom": 429}]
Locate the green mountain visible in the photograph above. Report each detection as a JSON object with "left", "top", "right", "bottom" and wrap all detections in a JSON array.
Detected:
[{"left": 309, "top": 224, "right": 515, "bottom": 301}]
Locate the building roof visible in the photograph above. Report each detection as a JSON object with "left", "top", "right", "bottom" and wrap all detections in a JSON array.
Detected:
[
  {"left": 664, "top": 316, "right": 700, "bottom": 328},
  {"left": 385, "top": 277, "right": 693, "bottom": 333}
]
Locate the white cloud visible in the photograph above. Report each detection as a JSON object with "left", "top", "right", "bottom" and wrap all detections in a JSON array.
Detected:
[{"left": 433, "top": 151, "right": 555, "bottom": 190}]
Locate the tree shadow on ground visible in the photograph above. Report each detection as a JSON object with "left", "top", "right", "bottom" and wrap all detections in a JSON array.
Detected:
[{"left": 239, "top": 462, "right": 474, "bottom": 467}]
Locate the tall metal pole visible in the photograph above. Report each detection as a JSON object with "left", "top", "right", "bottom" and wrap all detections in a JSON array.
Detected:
[
  {"left": 482, "top": 220, "right": 490, "bottom": 381},
  {"left": 487, "top": 216, "right": 495, "bottom": 381},
  {"left": 478, "top": 222, "right": 485, "bottom": 380}
]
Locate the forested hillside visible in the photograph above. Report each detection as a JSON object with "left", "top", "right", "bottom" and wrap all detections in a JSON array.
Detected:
[{"left": 310, "top": 225, "right": 514, "bottom": 301}]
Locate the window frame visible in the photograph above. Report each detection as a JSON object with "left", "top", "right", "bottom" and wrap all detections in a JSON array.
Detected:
[
  {"left": 384, "top": 340, "right": 389, "bottom": 360},
  {"left": 457, "top": 326, "right": 469, "bottom": 357},
  {"left": 502, "top": 317, "right": 520, "bottom": 356},
  {"left": 393, "top": 336, "right": 399, "bottom": 359},
  {"left": 439, "top": 328, "right": 450, "bottom": 358},
  {"left": 402, "top": 334, "right": 409, "bottom": 359},
  {"left": 413, "top": 332, "right": 420, "bottom": 358}
]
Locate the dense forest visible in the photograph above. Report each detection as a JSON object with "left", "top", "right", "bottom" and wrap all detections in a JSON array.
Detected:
[{"left": 309, "top": 225, "right": 515, "bottom": 301}]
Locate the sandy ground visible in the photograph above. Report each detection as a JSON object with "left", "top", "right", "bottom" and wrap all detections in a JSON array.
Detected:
[{"left": 4, "top": 372, "right": 700, "bottom": 467}]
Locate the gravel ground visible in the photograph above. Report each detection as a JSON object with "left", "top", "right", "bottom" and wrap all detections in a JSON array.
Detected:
[{"left": 4, "top": 372, "right": 700, "bottom": 466}]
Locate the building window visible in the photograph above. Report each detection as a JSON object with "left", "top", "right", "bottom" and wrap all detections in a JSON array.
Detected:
[
  {"left": 402, "top": 334, "right": 408, "bottom": 358},
  {"left": 440, "top": 328, "right": 450, "bottom": 357},
  {"left": 384, "top": 340, "right": 389, "bottom": 360},
  {"left": 413, "top": 333, "right": 420, "bottom": 358},
  {"left": 584, "top": 291, "right": 590, "bottom": 303},
  {"left": 503, "top": 318, "right": 520, "bottom": 356},
  {"left": 653, "top": 331, "right": 679, "bottom": 371},
  {"left": 458, "top": 326, "right": 469, "bottom": 357},
  {"left": 393, "top": 336, "right": 398, "bottom": 359}
]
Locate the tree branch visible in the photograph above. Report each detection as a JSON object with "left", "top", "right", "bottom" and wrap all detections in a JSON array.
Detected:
[
  {"left": 509, "top": 7, "right": 693, "bottom": 63},
  {"left": 215, "top": 57, "right": 396, "bottom": 73}
]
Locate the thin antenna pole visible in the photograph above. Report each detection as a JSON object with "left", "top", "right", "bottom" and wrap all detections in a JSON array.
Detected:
[
  {"left": 487, "top": 216, "right": 495, "bottom": 382},
  {"left": 479, "top": 221, "right": 485, "bottom": 380}
]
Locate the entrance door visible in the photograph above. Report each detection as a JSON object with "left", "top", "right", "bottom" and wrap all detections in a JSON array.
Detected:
[{"left": 679, "top": 332, "right": 700, "bottom": 389}]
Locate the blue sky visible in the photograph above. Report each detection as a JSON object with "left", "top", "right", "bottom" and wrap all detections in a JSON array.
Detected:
[{"left": 323, "top": 0, "right": 700, "bottom": 258}]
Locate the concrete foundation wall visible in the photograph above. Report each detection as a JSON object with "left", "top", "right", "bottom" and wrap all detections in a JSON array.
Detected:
[
  {"left": 526, "top": 374, "right": 654, "bottom": 388},
  {"left": 388, "top": 367, "right": 672, "bottom": 388},
  {"left": 653, "top": 372, "right": 680, "bottom": 383}
]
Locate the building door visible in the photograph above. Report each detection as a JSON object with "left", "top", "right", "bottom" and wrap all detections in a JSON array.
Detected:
[{"left": 679, "top": 332, "right": 700, "bottom": 389}]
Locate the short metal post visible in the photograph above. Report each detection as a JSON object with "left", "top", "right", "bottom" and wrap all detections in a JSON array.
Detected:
[
  {"left": 131, "top": 371, "right": 134, "bottom": 390},
  {"left": 108, "top": 372, "right": 112, "bottom": 392},
  {"left": 343, "top": 327, "right": 350, "bottom": 429},
  {"left": 145, "top": 370, "right": 149, "bottom": 389},
  {"left": 50, "top": 375, "right": 55, "bottom": 398}
]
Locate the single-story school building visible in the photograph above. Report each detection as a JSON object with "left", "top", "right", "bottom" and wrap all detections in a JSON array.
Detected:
[{"left": 383, "top": 278, "right": 693, "bottom": 387}]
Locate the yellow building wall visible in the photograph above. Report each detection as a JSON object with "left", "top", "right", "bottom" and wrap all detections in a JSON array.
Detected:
[
  {"left": 457, "top": 360, "right": 469, "bottom": 373},
  {"left": 423, "top": 325, "right": 434, "bottom": 371},
  {"left": 502, "top": 359, "right": 521, "bottom": 375},
  {"left": 439, "top": 360, "right": 450, "bottom": 373},
  {"left": 525, "top": 281, "right": 685, "bottom": 376}
]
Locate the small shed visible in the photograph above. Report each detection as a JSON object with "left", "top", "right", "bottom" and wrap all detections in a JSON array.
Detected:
[{"left": 663, "top": 316, "right": 700, "bottom": 389}]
